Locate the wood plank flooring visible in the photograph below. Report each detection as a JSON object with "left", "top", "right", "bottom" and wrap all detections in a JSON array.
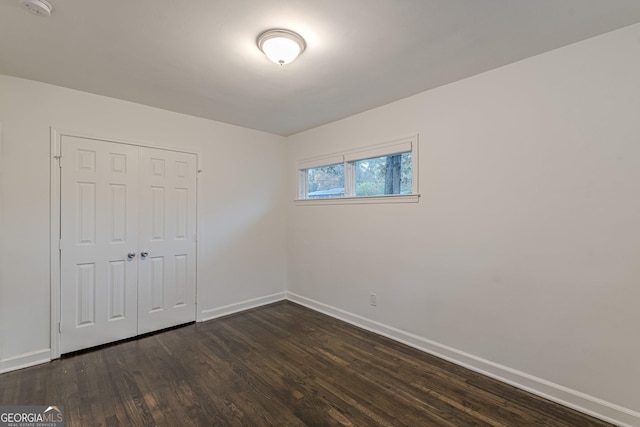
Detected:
[{"left": 0, "top": 301, "right": 613, "bottom": 426}]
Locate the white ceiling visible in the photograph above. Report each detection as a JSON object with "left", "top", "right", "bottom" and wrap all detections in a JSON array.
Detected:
[{"left": 2, "top": 1, "right": 640, "bottom": 136}]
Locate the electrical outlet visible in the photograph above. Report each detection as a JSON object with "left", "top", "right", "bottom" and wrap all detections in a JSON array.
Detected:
[{"left": 370, "top": 293, "right": 377, "bottom": 306}]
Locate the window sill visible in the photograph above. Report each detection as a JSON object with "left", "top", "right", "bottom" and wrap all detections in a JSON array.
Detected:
[{"left": 294, "top": 194, "right": 420, "bottom": 206}]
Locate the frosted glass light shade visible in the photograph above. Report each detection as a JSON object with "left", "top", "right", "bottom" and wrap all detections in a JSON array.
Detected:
[{"left": 257, "top": 29, "right": 306, "bottom": 65}]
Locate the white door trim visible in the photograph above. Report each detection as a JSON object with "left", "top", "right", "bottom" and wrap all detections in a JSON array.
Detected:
[{"left": 50, "top": 127, "right": 202, "bottom": 359}]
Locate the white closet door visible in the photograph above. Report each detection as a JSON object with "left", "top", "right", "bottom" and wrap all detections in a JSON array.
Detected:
[
  {"left": 60, "top": 136, "right": 139, "bottom": 353},
  {"left": 137, "top": 147, "right": 197, "bottom": 334}
]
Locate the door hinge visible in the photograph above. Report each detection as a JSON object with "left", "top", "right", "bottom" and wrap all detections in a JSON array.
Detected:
[
  {"left": 58, "top": 239, "right": 63, "bottom": 250},
  {"left": 58, "top": 322, "right": 62, "bottom": 333},
  {"left": 54, "top": 155, "right": 62, "bottom": 168}
]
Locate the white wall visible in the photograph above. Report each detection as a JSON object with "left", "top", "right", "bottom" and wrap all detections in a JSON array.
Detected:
[
  {"left": 0, "top": 76, "right": 288, "bottom": 370},
  {"left": 287, "top": 24, "right": 640, "bottom": 424}
]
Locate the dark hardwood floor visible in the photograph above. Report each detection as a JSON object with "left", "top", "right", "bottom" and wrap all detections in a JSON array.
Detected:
[{"left": 1, "top": 301, "right": 612, "bottom": 426}]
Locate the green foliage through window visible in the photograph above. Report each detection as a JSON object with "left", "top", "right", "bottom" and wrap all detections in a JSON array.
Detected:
[
  {"left": 355, "top": 152, "right": 412, "bottom": 196},
  {"left": 306, "top": 164, "right": 344, "bottom": 198},
  {"left": 297, "top": 136, "right": 417, "bottom": 202}
]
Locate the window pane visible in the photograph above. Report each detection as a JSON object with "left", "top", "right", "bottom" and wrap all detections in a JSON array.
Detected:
[
  {"left": 306, "top": 163, "right": 344, "bottom": 198},
  {"left": 354, "top": 152, "right": 412, "bottom": 196}
]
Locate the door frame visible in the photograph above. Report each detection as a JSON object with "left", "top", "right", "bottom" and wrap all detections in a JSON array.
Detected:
[{"left": 50, "top": 128, "right": 202, "bottom": 359}]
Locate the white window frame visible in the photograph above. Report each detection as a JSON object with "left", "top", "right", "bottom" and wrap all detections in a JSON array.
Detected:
[{"left": 295, "top": 134, "right": 420, "bottom": 205}]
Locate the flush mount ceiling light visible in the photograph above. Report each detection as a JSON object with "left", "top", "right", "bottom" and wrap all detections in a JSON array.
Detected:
[
  {"left": 20, "top": 0, "right": 52, "bottom": 16},
  {"left": 257, "top": 29, "right": 306, "bottom": 65}
]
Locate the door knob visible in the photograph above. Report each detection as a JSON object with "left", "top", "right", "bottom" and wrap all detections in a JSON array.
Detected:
[
  {"left": 127, "top": 252, "right": 136, "bottom": 260},
  {"left": 140, "top": 251, "right": 149, "bottom": 259}
]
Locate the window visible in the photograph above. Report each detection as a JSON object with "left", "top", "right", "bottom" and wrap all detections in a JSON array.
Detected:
[
  {"left": 306, "top": 163, "right": 344, "bottom": 199},
  {"left": 354, "top": 152, "right": 412, "bottom": 196},
  {"left": 296, "top": 135, "right": 419, "bottom": 204}
]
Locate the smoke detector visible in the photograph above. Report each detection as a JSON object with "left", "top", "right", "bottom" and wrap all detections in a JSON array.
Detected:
[{"left": 20, "top": 0, "right": 53, "bottom": 16}]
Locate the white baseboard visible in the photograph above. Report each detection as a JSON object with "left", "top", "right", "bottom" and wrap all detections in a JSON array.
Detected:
[
  {"left": 286, "top": 292, "right": 639, "bottom": 427},
  {"left": 0, "top": 349, "right": 50, "bottom": 374},
  {"left": 199, "top": 291, "right": 287, "bottom": 322}
]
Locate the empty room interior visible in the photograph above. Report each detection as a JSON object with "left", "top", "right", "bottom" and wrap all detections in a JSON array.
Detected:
[{"left": 1, "top": 1, "right": 640, "bottom": 426}]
